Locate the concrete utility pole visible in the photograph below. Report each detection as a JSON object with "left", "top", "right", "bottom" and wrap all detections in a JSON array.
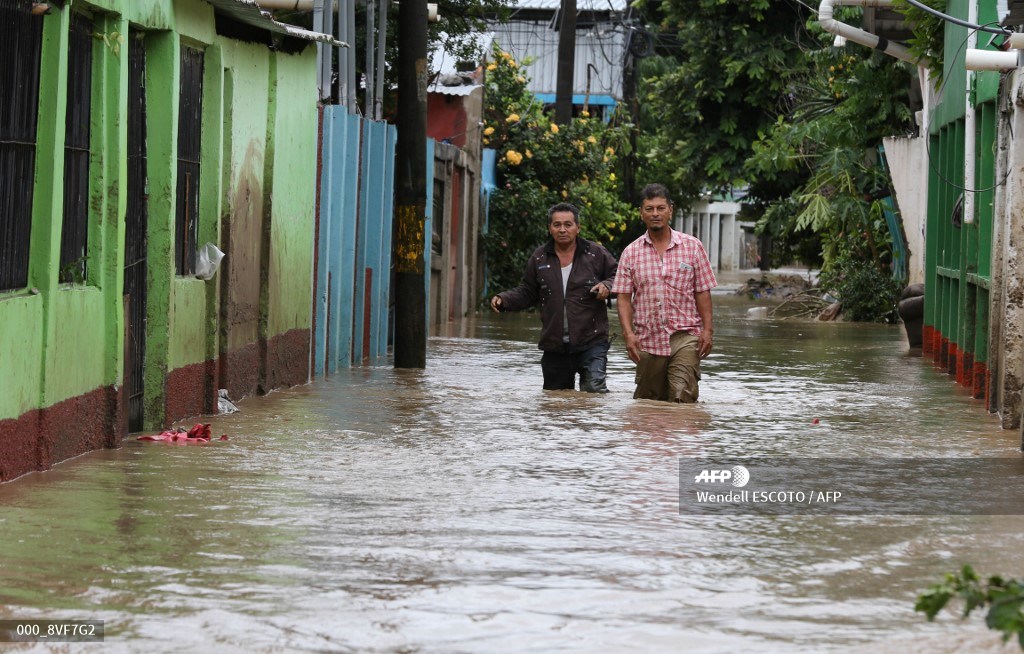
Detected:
[
  {"left": 554, "top": 0, "right": 576, "bottom": 124},
  {"left": 621, "top": 30, "right": 639, "bottom": 205},
  {"left": 393, "top": 0, "right": 428, "bottom": 368}
]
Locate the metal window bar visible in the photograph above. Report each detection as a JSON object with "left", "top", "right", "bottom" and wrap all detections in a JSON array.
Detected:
[
  {"left": 125, "top": 32, "right": 148, "bottom": 432},
  {"left": 0, "top": 0, "right": 43, "bottom": 291},
  {"left": 59, "top": 12, "right": 93, "bottom": 285},
  {"left": 175, "top": 46, "right": 203, "bottom": 276}
]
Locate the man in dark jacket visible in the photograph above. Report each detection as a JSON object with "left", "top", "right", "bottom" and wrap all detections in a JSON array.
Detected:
[{"left": 490, "top": 203, "right": 618, "bottom": 392}]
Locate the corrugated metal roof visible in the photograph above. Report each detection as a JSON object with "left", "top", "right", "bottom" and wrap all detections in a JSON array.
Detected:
[
  {"left": 490, "top": 22, "right": 624, "bottom": 99},
  {"left": 509, "top": 0, "right": 630, "bottom": 11},
  {"left": 204, "top": 0, "right": 344, "bottom": 45}
]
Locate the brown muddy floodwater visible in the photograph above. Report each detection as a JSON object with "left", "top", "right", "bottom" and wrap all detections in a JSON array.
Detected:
[{"left": 1, "top": 295, "right": 1022, "bottom": 653}]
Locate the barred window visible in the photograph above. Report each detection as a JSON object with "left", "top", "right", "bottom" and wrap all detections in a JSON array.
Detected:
[
  {"left": 59, "top": 12, "right": 94, "bottom": 285},
  {"left": 0, "top": 0, "right": 44, "bottom": 291},
  {"left": 175, "top": 45, "right": 203, "bottom": 276}
]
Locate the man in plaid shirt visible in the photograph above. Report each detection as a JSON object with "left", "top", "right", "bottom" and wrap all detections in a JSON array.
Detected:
[{"left": 612, "top": 183, "right": 716, "bottom": 402}]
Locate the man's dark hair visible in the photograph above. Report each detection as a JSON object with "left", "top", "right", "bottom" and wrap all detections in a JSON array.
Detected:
[
  {"left": 548, "top": 202, "right": 580, "bottom": 224},
  {"left": 640, "top": 183, "right": 673, "bottom": 205}
]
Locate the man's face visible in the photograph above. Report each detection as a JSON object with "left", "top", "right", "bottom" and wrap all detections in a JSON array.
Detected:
[
  {"left": 549, "top": 211, "right": 580, "bottom": 245},
  {"left": 640, "top": 197, "right": 672, "bottom": 232}
]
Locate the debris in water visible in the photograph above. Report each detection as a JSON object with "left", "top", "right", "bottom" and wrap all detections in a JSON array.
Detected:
[{"left": 138, "top": 423, "right": 226, "bottom": 444}]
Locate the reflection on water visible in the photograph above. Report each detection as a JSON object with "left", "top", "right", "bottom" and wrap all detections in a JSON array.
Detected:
[{"left": 0, "top": 296, "right": 1019, "bottom": 653}]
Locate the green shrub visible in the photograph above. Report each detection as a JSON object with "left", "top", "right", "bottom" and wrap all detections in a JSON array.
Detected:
[
  {"left": 482, "top": 43, "right": 633, "bottom": 297},
  {"left": 818, "top": 255, "right": 900, "bottom": 322}
]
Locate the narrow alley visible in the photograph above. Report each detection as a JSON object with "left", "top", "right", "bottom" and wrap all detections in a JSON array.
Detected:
[{"left": 0, "top": 296, "right": 1018, "bottom": 652}]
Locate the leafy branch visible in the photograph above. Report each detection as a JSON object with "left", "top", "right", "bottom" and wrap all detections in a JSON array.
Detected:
[{"left": 916, "top": 565, "right": 1024, "bottom": 649}]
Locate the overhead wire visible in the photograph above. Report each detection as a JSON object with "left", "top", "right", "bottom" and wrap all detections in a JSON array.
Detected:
[{"left": 922, "top": 20, "right": 1013, "bottom": 195}]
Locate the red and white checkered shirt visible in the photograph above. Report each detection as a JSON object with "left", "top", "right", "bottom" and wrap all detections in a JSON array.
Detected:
[{"left": 611, "top": 229, "right": 717, "bottom": 356}]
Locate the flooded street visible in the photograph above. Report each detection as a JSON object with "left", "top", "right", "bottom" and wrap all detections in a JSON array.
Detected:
[{"left": 1, "top": 295, "right": 1022, "bottom": 653}]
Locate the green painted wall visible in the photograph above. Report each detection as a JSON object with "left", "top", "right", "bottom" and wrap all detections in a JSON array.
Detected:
[
  {"left": 169, "top": 280, "right": 208, "bottom": 369},
  {"left": 0, "top": 0, "right": 321, "bottom": 429},
  {"left": 221, "top": 40, "right": 270, "bottom": 354},
  {"left": 0, "top": 297, "right": 44, "bottom": 418},
  {"left": 267, "top": 50, "right": 317, "bottom": 337},
  {"left": 48, "top": 289, "right": 107, "bottom": 404}
]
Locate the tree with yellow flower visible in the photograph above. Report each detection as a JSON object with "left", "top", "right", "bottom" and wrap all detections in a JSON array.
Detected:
[{"left": 481, "top": 42, "right": 635, "bottom": 297}]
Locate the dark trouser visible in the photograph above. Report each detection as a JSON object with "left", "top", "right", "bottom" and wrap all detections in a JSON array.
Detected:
[{"left": 541, "top": 341, "right": 610, "bottom": 393}]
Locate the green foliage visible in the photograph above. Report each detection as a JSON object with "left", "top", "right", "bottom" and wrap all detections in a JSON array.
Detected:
[
  {"left": 483, "top": 44, "right": 634, "bottom": 295},
  {"left": 817, "top": 254, "right": 901, "bottom": 322},
  {"left": 635, "top": 2, "right": 916, "bottom": 301},
  {"left": 893, "top": 0, "right": 946, "bottom": 83},
  {"left": 634, "top": 0, "right": 813, "bottom": 203},
  {"left": 744, "top": 30, "right": 915, "bottom": 281},
  {"left": 917, "top": 565, "right": 1024, "bottom": 649}
]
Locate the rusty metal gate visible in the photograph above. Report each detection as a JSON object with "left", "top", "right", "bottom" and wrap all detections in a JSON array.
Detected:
[{"left": 125, "top": 32, "right": 148, "bottom": 432}]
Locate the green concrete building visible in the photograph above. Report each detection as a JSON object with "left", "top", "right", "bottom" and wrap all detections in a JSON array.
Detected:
[{"left": 0, "top": 0, "right": 329, "bottom": 481}]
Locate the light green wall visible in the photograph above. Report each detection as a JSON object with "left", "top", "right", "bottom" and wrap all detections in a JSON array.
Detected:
[
  {"left": 221, "top": 40, "right": 270, "bottom": 353},
  {"left": 169, "top": 279, "right": 208, "bottom": 368},
  {"left": 0, "top": 0, "right": 320, "bottom": 426},
  {"left": 141, "top": 29, "right": 178, "bottom": 425},
  {"left": 0, "top": 297, "right": 44, "bottom": 418},
  {"left": 48, "top": 289, "right": 107, "bottom": 403},
  {"left": 267, "top": 50, "right": 317, "bottom": 337}
]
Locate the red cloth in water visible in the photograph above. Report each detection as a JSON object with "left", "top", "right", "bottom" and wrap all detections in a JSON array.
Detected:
[{"left": 138, "top": 424, "right": 228, "bottom": 444}]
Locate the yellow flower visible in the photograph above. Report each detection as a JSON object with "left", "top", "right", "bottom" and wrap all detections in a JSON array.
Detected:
[
  {"left": 609, "top": 173, "right": 616, "bottom": 181},
  {"left": 581, "top": 110, "right": 590, "bottom": 117},
  {"left": 606, "top": 221, "right": 615, "bottom": 229},
  {"left": 525, "top": 149, "right": 533, "bottom": 158},
  {"left": 505, "top": 150, "right": 523, "bottom": 165},
  {"left": 577, "top": 143, "right": 585, "bottom": 154},
  {"left": 502, "top": 51, "right": 512, "bottom": 60},
  {"left": 602, "top": 156, "right": 609, "bottom": 163},
  {"left": 561, "top": 189, "right": 568, "bottom": 198},
  {"left": 486, "top": 63, "right": 497, "bottom": 71},
  {"left": 550, "top": 123, "right": 559, "bottom": 134},
  {"left": 483, "top": 126, "right": 495, "bottom": 136},
  {"left": 517, "top": 76, "right": 526, "bottom": 83},
  {"left": 605, "top": 147, "right": 615, "bottom": 156},
  {"left": 506, "top": 113, "right": 520, "bottom": 123},
  {"left": 586, "top": 136, "right": 597, "bottom": 144},
  {"left": 509, "top": 60, "right": 518, "bottom": 69},
  {"left": 541, "top": 184, "right": 548, "bottom": 191},
  {"left": 619, "top": 223, "right": 626, "bottom": 232}
]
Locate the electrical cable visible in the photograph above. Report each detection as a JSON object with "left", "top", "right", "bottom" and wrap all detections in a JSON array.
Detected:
[
  {"left": 920, "top": 20, "right": 1012, "bottom": 196},
  {"left": 902, "top": 0, "right": 1011, "bottom": 36}
]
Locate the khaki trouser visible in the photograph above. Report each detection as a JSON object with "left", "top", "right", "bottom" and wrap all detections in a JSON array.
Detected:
[{"left": 633, "top": 331, "right": 701, "bottom": 403}]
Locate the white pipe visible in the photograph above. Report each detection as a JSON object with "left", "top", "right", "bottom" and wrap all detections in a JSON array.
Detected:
[
  {"left": 817, "top": 0, "right": 918, "bottom": 65},
  {"left": 375, "top": 0, "right": 387, "bottom": 120},
  {"left": 1006, "top": 33, "right": 1024, "bottom": 50},
  {"left": 963, "top": 0, "right": 977, "bottom": 224},
  {"left": 965, "top": 49, "right": 1019, "bottom": 71}
]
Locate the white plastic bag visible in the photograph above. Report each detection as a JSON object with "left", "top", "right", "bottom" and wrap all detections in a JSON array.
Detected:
[{"left": 195, "top": 242, "right": 225, "bottom": 281}]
